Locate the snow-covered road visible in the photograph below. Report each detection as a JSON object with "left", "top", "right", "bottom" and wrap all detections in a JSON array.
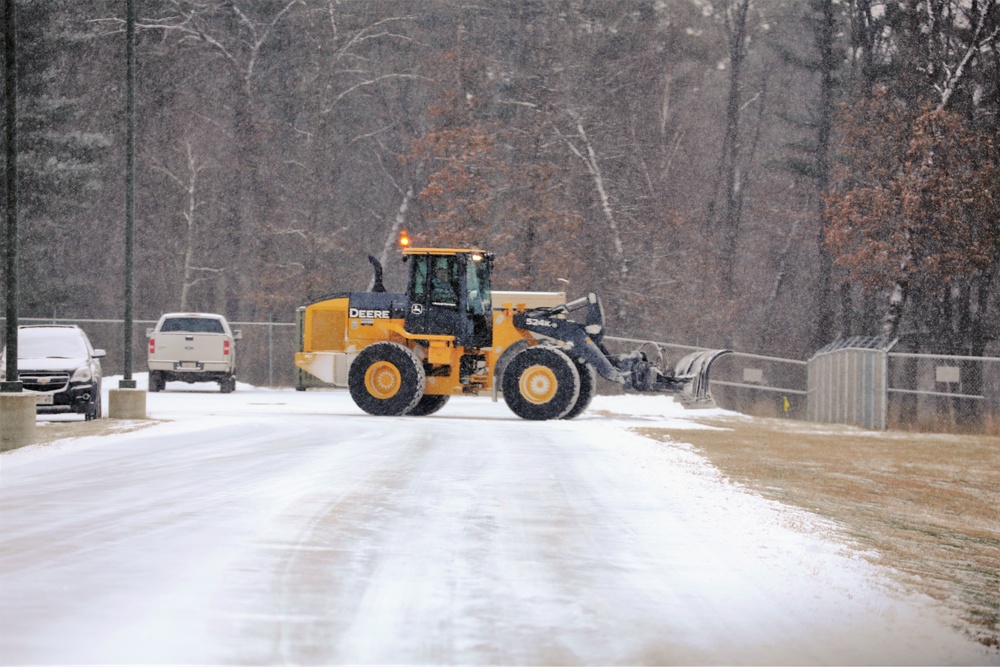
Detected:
[{"left": 1, "top": 379, "right": 994, "bottom": 665}]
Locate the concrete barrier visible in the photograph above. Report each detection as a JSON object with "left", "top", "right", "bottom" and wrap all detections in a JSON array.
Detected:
[
  {"left": 0, "top": 392, "right": 37, "bottom": 451},
  {"left": 109, "top": 388, "right": 147, "bottom": 419}
]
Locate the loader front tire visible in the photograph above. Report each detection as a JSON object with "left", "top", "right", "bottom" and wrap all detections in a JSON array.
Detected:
[
  {"left": 502, "top": 346, "right": 580, "bottom": 420},
  {"left": 349, "top": 342, "right": 425, "bottom": 416}
]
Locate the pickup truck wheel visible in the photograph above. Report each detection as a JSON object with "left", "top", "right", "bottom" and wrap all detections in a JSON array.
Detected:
[
  {"left": 406, "top": 393, "right": 450, "bottom": 416},
  {"left": 348, "top": 342, "right": 425, "bottom": 416},
  {"left": 220, "top": 376, "right": 236, "bottom": 393},
  {"left": 502, "top": 346, "right": 580, "bottom": 420},
  {"left": 148, "top": 372, "right": 164, "bottom": 392},
  {"left": 562, "top": 359, "right": 596, "bottom": 420}
]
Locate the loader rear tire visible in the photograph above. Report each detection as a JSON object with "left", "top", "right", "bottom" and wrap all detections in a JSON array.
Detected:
[
  {"left": 502, "top": 346, "right": 580, "bottom": 420},
  {"left": 562, "top": 359, "right": 596, "bottom": 420},
  {"left": 406, "top": 393, "right": 450, "bottom": 416},
  {"left": 349, "top": 342, "right": 425, "bottom": 416}
]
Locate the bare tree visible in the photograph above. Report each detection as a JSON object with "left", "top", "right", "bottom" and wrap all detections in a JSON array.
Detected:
[
  {"left": 153, "top": 140, "right": 224, "bottom": 311},
  {"left": 138, "top": 0, "right": 303, "bottom": 98},
  {"left": 138, "top": 0, "right": 305, "bottom": 318},
  {"left": 712, "top": 0, "right": 752, "bottom": 295},
  {"left": 924, "top": 0, "right": 1000, "bottom": 111},
  {"left": 553, "top": 112, "right": 628, "bottom": 283}
]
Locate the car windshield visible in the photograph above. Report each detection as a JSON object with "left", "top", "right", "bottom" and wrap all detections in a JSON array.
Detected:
[
  {"left": 17, "top": 329, "right": 89, "bottom": 359},
  {"left": 160, "top": 317, "right": 225, "bottom": 334}
]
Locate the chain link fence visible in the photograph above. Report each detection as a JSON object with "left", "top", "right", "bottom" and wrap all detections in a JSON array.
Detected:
[
  {"left": 5, "top": 317, "right": 997, "bottom": 433},
  {"left": 804, "top": 337, "right": 1000, "bottom": 433},
  {"left": 887, "top": 351, "right": 1000, "bottom": 432},
  {"left": 604, "top": 335, "right": 999, "bottom": 432},
  {"left": 708, "top": 351, "right": 809, "bottom": 419},
  {"left": 603, "top": 336, "right": 808, "bottom": 418},
  {"left": 2, "top": 317, "right": 299, "bottom": 388}
]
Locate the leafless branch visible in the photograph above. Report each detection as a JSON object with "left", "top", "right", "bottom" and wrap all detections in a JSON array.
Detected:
[{"left": 322, "top": 74, "right": 434, "bottom": 114}]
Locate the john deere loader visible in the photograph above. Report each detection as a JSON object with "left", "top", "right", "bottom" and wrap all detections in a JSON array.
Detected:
[{"left": 294, "top": 244, "right": 729, "bottom": 420}]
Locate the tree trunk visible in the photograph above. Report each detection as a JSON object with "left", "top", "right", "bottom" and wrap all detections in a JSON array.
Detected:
[
  {"left": 557, "top": 114, "right": 629, "bottom": 284},
  {"left": 838, "top": 282, "right": 854, "bottom": 339},
  {"left": 813, "top": 0, "right": 836, "bottom": 351},
  {"left": 715, "top": 0, "right": 751, "bottom": 295},
  {"left": 881, "top": 280, "right": 909, "bottom": 338},
  {"left": 373, "top": 183, "right": 415, "bottom": 290}
]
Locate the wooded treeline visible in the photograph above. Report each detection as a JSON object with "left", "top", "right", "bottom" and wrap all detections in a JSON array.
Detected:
[{"left": 2, "top": 0, "right": 999, "bottom": 360}]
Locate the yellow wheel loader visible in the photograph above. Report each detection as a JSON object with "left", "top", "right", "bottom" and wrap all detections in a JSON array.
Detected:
[{"left": 294, "top": 245, "right": 729, "bottom": 419}]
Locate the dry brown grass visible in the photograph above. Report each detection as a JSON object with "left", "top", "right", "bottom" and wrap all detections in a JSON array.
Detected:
[{"left": 635, "top": 416, "right": 1000, "bottom": 649}]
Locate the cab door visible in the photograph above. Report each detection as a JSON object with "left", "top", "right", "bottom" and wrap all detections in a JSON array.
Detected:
[
  {"left": 404, "top": 254, "right": 468, "bottom": 342},
  {"left": 404, "top": 252, "right": 493, "bottom": 349}
]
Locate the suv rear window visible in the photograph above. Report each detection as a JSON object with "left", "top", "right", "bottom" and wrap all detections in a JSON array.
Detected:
[{"left": 160, "top": 317, "right": 225, "bottom": 334}]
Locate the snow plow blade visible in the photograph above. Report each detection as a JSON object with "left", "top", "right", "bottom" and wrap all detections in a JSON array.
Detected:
[{"left": 671, "top": 349, "right": 732, "bottom": 408}]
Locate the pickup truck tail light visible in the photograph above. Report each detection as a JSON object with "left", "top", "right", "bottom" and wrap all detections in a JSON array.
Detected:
[
  {"left": 223, "top": 340, "right": 230, "bottom": 356},
  {"left": 149, "top": 339, "right": 155, "bottom": 354}
]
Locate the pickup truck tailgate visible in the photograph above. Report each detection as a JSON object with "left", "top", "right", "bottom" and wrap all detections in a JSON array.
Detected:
[{"left": 150, "top": 332, "right": 233, "bottom": 367}]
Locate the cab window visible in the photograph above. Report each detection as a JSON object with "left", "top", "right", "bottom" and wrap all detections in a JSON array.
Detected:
[
  {"left": 410, "top": 256, "right": 428, "bottom": 300},
  {"left": 471, "top": 255, "right": 491, "bottom": 313},
  {"left": 430, "top": 256, "right": 458, "bottom": 305}
]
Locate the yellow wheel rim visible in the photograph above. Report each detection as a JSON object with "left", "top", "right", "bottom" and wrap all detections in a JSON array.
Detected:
[
  {"left": 519, "top": 364, "right": 558, "bottom": 404},
  {"left": 365, "top": 361, "right": 401, "bottom": 400}
]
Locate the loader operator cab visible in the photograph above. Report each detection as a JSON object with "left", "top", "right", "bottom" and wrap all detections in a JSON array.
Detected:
[{"left": 403, "top": 249, "right": 493, "bottom": 349}]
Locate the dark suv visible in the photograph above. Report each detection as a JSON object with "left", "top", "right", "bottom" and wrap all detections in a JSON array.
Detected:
[{"left": 0, "top": 325, "right": 106, "bottom": 420}]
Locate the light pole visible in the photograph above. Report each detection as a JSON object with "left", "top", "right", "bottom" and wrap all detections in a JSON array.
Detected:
[
  {"left": 120, "top": 0, "right": 136, "bottom": 390},
  {"left": 3, "top": 0, "right": 21, "bottom": 393},
  {"left": 109, "top": 0, "right": 146, "bottom": 418},
  {"left": 1, "top": 0, "right": 36, "bottom": 450}
]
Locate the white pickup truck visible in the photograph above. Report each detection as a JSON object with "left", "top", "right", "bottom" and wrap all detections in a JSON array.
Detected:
[{"left": 147, "top": 312, "right": 241, "bottom": 393}]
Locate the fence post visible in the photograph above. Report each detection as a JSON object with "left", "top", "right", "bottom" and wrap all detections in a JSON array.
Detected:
[{"left": 268, "top": 318, "right": 274, "bottom": 388}]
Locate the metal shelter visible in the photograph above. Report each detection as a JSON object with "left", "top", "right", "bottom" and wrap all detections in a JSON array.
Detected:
[{"left": 807, "top": 336, "right": 897, "bottom": 430}]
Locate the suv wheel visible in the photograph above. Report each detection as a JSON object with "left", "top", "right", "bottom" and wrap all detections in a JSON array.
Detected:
[{"left": 85, "top": 392, "right": 102, "bottom": 421}]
